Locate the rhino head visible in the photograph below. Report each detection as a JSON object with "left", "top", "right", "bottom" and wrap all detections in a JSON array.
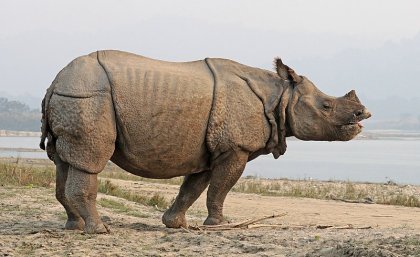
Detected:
[{"left": 275, "top": 58, "right": 371, "bottom": 142}]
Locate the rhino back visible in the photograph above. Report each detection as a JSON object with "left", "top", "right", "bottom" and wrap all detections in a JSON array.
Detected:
[
  {"left": 52, "top": 52, "right": 110, "bottom": 97},
  {"left": 97, "top": 50, "right": 213, "bottom": 175}
]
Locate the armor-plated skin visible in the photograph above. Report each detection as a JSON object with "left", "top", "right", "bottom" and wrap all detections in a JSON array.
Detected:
[{"left": 40, "top": 50, "right": 371, "bottom": 233}]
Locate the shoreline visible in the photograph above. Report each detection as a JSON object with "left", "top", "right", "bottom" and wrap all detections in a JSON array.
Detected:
[
  {"left": 1, "top": 136, "right": 420, "bottom": 185},
  {"left": 1, "top": 129, "right": 420, "bottom": 140},
  {"left": 0, "top": 130, "right": 41, "bottom": 137},
  {"left": 1, "top": 156, "right": 419, "bottom": 187},
  {"left": 0, "top": 147, "right": 43, "bottom": 152}
]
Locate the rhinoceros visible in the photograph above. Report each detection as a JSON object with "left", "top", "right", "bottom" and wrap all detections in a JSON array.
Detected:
[{"left": 40, "top": 50, "right": 371, "bottom": 233}]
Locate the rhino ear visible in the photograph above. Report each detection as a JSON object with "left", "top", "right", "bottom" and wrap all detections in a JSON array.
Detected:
[
  {"left": 344, "top": 90, "right": 361, "bottom": 103},
  {"left": 274, "top": 57, "right": 289, "bottom": 81},
  {"left": 287, "top": 68, "right": 303, "bottom": 84},
  {"left": 274, "top": 57, "right": 302, "bottom": 84}
]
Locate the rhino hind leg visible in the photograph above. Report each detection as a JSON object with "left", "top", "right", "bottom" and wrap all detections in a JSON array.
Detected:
[
  {"left": 65, "top": 166, "right": 109, "bottom": 234},
  {"left": 204, "top": 150, "right": 248, "bottom": 225},
  {"left": 162, "top": 171, "right": 211, "bottom": 228},
  {"left": 55, "top": 155, "right": 85, "bottom": 230}
]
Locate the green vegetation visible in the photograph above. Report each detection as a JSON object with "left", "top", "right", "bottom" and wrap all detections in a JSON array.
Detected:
[
  {"left": 98, "top": 179, "right": 168, "bottom": 210},
  {"left": 404, "top": 237, "right": 420, "bottom": 246},
  {"left": 99, "top": 167, "right": 183, "bottom": 185},
  {"left": 1, "top": 160, "right": 419, "bottom": 208},
  {"left": 232, "top": 178, "right": 420, "bottom": 208},
  {"left": 97, "top": 198, "right": 149, "bottom": 218},
  {"left": 98, "top": 197, "right": 130, "bottom": 211},
  {"left": 0, "top": 161, "right": 169, "bottom": 210}
]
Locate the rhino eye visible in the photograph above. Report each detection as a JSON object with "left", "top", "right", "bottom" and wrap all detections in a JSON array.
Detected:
[{"left": 323, "top": 102, "right": 332, "bottom": 110}]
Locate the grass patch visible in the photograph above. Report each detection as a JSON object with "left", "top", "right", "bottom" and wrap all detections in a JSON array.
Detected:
[
  {"left": 0, "top": 160, "right": 54, "bottom": 187},
  {"left": 1, "top": 159, "right": 419, "bottom": 209},
  {"left": 404, "top": 237, "right": 420, "bottom": 246},
  {"left": 98, "top": 198, "right": 149, "bottom": 218},
  {"left": 99, "top": 166, "right": 183, "bottom": 186},
  {"left": 385, "top": 194, "right": 420, "bottom": 208},
  {"left": 98, "top": 180, "right": 169, "bottom": 210},
  {"left": 98, "top": 198, "right": 130, "bottom": 212},
  {"left": 232, "top": 178, "right": 420, "bottom": 208}
]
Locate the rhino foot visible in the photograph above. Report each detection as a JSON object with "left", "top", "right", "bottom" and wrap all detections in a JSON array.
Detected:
[
  {"left": 203, "top": 216, "right": 226, "bottom": 226},
  {"left": 83, "top": 222, "right": 110, "bottom": 234},
  {"left": 64, "top": 218, "right": 85, "bottom": 230},
  {"left": 162, "top": 209, "right": 187, "bottom": 228}
]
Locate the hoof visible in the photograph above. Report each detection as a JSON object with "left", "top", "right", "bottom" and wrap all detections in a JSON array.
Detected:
[
  {"left": 84, "top": 222, "right": 110, "bottom": 234},
  {"left": 203, "top": 216, "right": 225, "bottom": 226},
  {"left": 65, "top": 219, "right": 85, "bottom": 230},
  {"left": 162, "top": 209, "right": 187, "bottom": 228}
]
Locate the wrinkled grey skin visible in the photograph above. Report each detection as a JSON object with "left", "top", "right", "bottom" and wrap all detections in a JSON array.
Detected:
[{"left": 40, "top": 50, "right": 371, "bottom": 233}]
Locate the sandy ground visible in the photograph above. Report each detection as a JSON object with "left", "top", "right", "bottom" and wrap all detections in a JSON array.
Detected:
[{"left": 1, "top": 179, "right": 419, "bottom": 257}]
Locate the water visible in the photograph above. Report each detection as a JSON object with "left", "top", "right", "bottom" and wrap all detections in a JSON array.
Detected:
[
  {"left": 0, "top": 136, "right": 45, "bottom": 159},
  {"left": 1, "top": 136, "right": 419, "bottom": 185},
  {"left": 0, "top": 136, "right": 41, "bottom": 149},
  {"left": 244, "top": 140, "right": 420, "bottom": 185}
]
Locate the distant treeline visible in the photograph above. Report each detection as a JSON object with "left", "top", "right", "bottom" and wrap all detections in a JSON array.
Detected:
[
  {"left": 0, "top": 96, "right": 419, "bottom": 132},
  {"left": 0, "top": 97, "right": 40, "bottom": 132}
]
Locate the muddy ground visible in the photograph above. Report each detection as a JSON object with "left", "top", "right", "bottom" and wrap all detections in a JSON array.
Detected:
[{"left": 1, "top": 179, "right": 419, "bottom": 257}]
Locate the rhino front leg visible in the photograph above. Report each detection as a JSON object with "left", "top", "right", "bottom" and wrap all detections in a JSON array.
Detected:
[
  {"left": 65, "top": 166, "right": 109, "bottom": 234},
  {"left": 55, "top": 156, "right": 85, "bottom": 230},
  {"left": 162, "top": 171, "right": 211, "bottom": 228},
  {"left": 204, "top": 150, "right": 248, "bottom": 225}
]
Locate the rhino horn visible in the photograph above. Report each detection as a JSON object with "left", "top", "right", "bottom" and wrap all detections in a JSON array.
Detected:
[
  {"left": 274, "top": 57, "right": 302, "bottom": 84},
  {"left": 344, "top": 90, "right": 361, "bottom": 103}
]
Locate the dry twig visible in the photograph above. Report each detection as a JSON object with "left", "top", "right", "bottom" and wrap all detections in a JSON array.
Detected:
[
  {"left": 316, "top": 224, "right": 372, "bottom": 230},
  {"left": 185, "top": 213, "right": 372, "bottom": 232},
  {"left": 331, "top": 197, "right": 375, "bottom": 204},
  {"left": 188, "top": 213, "right": 287, "bottom": 231}
]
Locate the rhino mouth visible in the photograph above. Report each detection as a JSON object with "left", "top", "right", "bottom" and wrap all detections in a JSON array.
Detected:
[
  {"left": 342, "top": 111, "right": 371, "bottom": 130},
  {"left": 346, "top": 121, "right": 364, "bottom": 128}
]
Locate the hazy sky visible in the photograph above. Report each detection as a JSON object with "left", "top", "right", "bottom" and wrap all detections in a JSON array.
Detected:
[
  {"left": 1, "top": 0, "right": 420, "bottom": 100},
  {"left": 2, "top": 1, "right": 420, "bottom": 42}
]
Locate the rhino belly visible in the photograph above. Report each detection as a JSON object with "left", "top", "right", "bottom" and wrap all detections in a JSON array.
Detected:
[{"left": 98, "top": 51, "right": 214, "bottom": 178}]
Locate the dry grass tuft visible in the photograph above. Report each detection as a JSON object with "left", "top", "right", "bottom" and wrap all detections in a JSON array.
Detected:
[
  {"left": 0, "top": 160, "right": 54, "bottom": 187},
  {"left": 232, "top": 178, "right": 420, "bottom": 208}
]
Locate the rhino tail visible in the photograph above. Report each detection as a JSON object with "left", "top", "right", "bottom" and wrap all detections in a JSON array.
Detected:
[
  {"left": 39, "top": 85, "right": 56, "bottom": 161},
  {"left": 39, "top": 96, "right": 47, "bottom": 150}
]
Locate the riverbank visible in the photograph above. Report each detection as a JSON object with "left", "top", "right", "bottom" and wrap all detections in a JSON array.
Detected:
[
  {"left": 0, "top": 159, "right": 419, "bottom": 256},
  {"left": 0, "top": 130, "right": 41, "bottom": 137},
  {"left": 2, "top": 133, "right": 420, "bottom": 185},
  {"left": 2, "top": 129, "right": 420, "bottom": 140}
]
